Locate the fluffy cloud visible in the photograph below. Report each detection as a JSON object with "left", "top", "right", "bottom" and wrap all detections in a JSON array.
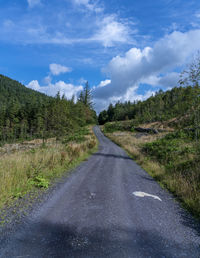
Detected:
[
  {"left": 97, "top": 79, "right": 111, "bottom": 88},
  {"left": 27, "top": 80, "right": 41, "bottom": 91},
  {"left": 27, "top": 0, "right": 41, "bottom": 8},
  {"left": 27, "top": 63, "right": 81, "bottom": 100},
  {"left": 92, "top": 15, "right": 133, "bottom": 47},
  {"left": 27, "top": 80, "right": 82, "bottom": 100},
  {"left": 49, "top": 63, "right": 72, "bottom": 76},
  {"left": 94, "top": 29, "right": 200, "bottom": 101}
]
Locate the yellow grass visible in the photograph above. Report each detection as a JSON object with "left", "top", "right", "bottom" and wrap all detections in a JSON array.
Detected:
[{"left": 106, "top": 131, "right": 166, "bottom": 181}]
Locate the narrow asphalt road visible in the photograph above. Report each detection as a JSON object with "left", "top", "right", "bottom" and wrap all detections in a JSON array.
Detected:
[{"left": 1, "top": 126, "right": 200, "bottom": 257}]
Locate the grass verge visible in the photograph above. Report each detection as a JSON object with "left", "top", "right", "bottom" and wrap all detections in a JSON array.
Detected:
[
  {"left": 0, "top": 126, "right": 98, "bottom": 210},
  {"left": 104, "top": 129, "right": 200, "bottom": 219}
]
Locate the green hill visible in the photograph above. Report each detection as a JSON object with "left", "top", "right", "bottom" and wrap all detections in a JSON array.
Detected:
[{"left": 0, "top": 74, "right": 51, "bottom": 108}]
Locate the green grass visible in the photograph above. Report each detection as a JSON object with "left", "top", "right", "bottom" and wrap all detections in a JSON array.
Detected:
[
  {"left": 0, "top": 126, "right": 98, "bottom": 209},
  {"left": 103, "top": 120, "right": 136, "bottom": 133},
  {"left": 104, "top": 127, "right": 200, "bottom": 219},
  {"left": 141, "top": 131, "right": 200, "bottom": 217}
]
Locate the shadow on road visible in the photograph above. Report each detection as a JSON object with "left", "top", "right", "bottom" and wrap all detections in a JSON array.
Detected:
[
  {"left": 8, "top": 221, "right": 199, "bottom": 258},
  {"left": 93, "top": 152, "right": 132, "bottom": 160},
  {"left": 139, "top": 175, "right": 155, "bottom": 182}
]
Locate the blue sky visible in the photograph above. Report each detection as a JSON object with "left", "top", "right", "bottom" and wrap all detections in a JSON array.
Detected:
[{"left": 1, "top": 0, "right": 200, "bottom": 112}]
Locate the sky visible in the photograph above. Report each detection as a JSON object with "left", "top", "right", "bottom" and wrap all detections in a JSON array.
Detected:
[{"left": 1, "top": 0, "right": 200, "bottom": 112}]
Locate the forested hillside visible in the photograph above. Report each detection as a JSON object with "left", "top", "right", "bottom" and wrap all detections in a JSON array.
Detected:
[
  {"left": 98, "top": 85, "right": 200, "bottom": 127},
  {"left": 0, "top": 74, "right": 96, "bottom": 143}
]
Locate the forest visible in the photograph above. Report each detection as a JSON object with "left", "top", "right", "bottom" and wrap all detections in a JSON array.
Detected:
[
  {"left": 0, "top": 75, "right": 96, "bottom": 144},
  {"left": 98, "top": 57, "right": 200, "bottom": 132},
  {"left": 98, "top": 85, "right": 200, "bottom": 128}
]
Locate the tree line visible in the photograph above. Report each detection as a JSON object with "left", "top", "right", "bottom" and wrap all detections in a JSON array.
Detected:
[
  {"left": 0, "top": 74, "right": 96, "bottom": 143},
  {"left": 98, "top": 86, "right": 199, "bottom": 125}
]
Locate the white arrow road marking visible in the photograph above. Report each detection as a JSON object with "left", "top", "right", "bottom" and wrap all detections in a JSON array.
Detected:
[{"left": 133, "top": 191, "right": 162, "bottom": 201}]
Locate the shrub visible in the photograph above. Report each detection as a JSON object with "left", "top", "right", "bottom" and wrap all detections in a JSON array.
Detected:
[
  {"left": 62, "top": 127, "right": 90, "bottom": 144},
  {"left": 28, "top": 176, "right": 49, "bottom": 189},
  {"left": 104, "top": 120, "right": 135, "bottom": 133},
  {"left": 142, "top": 130, "right": 196, "bottom": 163}
]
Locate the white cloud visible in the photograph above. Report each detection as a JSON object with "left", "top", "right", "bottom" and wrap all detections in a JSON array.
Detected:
[
  {"left": 49, "top": 63, "right": 72, "bottom": 76},
  {"left": 94, "top": 29, "right": 200, "bottom": 101},
  {"left": 27, "top": 80, "right": 83, "bottom": 100},
  {"left": 1, "top": 14, "right": 133, "bottom": 48},
  {"left": 27, "top": 80, "right": 41, "bottom": 91},
  {"left": 27, "top": 0, "right": 41, "bottom": 8},
  {"left": 94, "top": 85, "right": 155, "bottom": 113},
  {"left": 92, "top": 15, "right": 133, "bottom": 47},
  {"left": 97, "top": 79, "right": 111, "bottom": 88},
  {"left": 117, "top": 87, "right": 156, "bottom": 110}
]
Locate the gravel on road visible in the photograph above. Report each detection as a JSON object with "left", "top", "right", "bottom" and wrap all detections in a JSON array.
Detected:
[{"left": 0, "top": 126, "right": 199, "bottom": 257}]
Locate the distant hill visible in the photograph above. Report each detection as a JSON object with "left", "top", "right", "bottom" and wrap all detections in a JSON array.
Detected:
[
  {"left": 98, "top": 86, "right": 200, "bottom": 128},
  {"left": 0, "top": 74, "right": 96, "bottom": 143},
  {"left": 0, "top": 74, "right": 51, "bottom": 108}
]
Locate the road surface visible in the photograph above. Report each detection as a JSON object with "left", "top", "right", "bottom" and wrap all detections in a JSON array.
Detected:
[{"left": 0, "top": 126, "right": 200, "bottom": 257}]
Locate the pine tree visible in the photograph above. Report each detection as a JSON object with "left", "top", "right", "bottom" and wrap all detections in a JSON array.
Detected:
[
  {"left": 78, "top": 81, "right": 93, "bottom": 108},
  {"left": 78, "top": 91, "right": 84, "bottom": 103},
  {"left": 84, "top": 81, "right": 93, "bottom": 108}
]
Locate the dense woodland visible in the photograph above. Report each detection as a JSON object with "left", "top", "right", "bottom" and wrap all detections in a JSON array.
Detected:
[{"left": 0, "top": 75, "right": 96, "bottom": 143}]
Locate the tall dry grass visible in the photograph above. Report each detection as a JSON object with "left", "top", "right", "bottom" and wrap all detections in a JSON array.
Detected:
[{"left": 0, "top": 127, "right": 97, "bottom": 208}]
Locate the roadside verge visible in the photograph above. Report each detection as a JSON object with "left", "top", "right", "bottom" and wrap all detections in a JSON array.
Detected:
[
  {"left": 103, "top": 129, "right": 200, "bottom": 220},
  {"left": 0, "top": 126, "right": 98, "bottom": 225}
]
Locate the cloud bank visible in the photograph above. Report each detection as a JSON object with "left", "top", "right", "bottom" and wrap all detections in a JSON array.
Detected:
[
  {"left": 93, "top": 29, "right": 200, "bottom": 111},
  {"left": 27, "top": 80, "right": 82, "bottom": 100}
]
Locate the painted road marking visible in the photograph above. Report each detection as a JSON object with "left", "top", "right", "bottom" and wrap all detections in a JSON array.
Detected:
[{"left": 133, "top": 191, "right": 162, "bottom": 201}]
